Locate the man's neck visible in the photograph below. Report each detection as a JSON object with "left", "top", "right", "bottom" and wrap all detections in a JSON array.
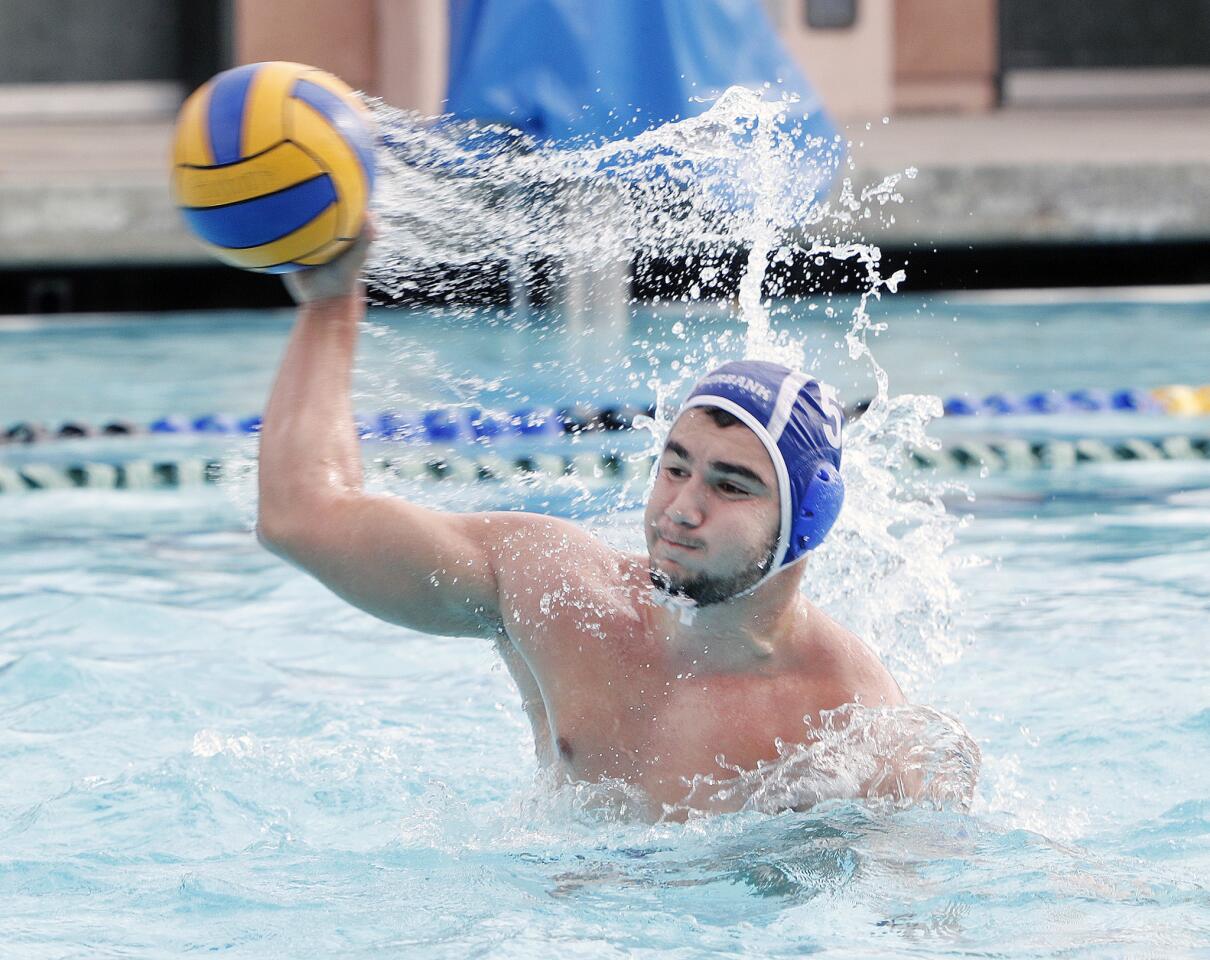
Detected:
[{"left": 652, "top": 568, "right": 807, "bottom": 674}]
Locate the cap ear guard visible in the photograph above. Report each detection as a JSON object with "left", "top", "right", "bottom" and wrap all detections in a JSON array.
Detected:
[{"left": 788, "top": 465, "right": 845, "bottom": 558}]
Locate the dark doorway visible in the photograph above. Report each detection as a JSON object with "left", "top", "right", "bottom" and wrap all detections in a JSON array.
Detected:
[
  {"left": 1001, "top": 0, "right": 1210, "bottom": 70},
  {"left": 0, "top": 0, "right": 233, "bottom": 91}
]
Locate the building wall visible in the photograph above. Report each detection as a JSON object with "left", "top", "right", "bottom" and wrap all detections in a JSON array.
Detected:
[
  {"left": 773, "top": 0, "right": 895, "bottom": 120},
  {"left": 15, "top": 0, "right": 1208, "bottom": 122},
  {"left": 894, "top": 0, "right": 998, "bottom": 112},
  {"left": 235, "top": 0, "right": 377, "bottom": 93},
  {"left": 234, "top": 0, "right": 446, "bottom": 114},
  {"left": 374, "top": 0, "right": 448, "bottom": 115}
]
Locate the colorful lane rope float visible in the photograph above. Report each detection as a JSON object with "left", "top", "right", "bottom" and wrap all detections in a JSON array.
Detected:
[
  {"left": 910, "top": 435, "right": 1210, "bottom": 471},
  {"left": 941, "top": 385, "right": 1210, "bottom": 417},
  {"left": 0, "top": 451, "right": 650, "bottom": 494},
  {"left": 5, "top": 384, "right": 1210, "bottom": 449},
  {"left": 4, "top": 436, "right": 1210, "bottom": 494},
  {"left": 1, "top": 404, "right": 656, "bottom": 446}
]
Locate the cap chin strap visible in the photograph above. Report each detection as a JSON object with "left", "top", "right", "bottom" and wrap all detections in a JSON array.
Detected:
[{"left": 731, "top": 549, "right": 809, "bottom": 601}]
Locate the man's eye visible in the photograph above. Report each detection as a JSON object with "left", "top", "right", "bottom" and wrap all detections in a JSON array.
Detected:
[
  {"left": 666, "top": 465, "right": 688, "bottom": 478},
  {"left": 718, "top": 482, "right": 748, "bottom": 496}
]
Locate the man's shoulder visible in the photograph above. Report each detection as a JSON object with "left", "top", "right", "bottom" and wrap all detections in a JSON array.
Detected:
[
  {"left": 474, "top": 511, "right": 641, "bottom": 586},
  {"left": 485, "top": 514, "right": 653, "bottom": 678},
  {"left": 798, "top": 606, "right": 905, "bottom": 709},
  {"left": 473, "top": 511, "right": 603, "bottom": 556}
]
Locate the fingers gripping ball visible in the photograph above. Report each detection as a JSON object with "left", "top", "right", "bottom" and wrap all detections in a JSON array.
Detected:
[{"left": 171, "top": 61, "right": 376, "bottom": 274}]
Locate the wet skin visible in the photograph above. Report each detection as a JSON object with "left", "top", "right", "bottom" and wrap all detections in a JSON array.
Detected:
[
  {"left": 257, "top": 255, "right": 907, "bottom": 819},
  {"left": 484, "top": 409, "right": 906, "bottom": 814}
]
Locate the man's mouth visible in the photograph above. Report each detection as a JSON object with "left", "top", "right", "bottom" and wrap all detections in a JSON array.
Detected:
[{"left": 658, "top": 530, "right": 704, "bottom": 551}]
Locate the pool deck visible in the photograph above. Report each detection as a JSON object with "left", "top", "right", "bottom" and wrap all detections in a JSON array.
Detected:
[{"left": 2, "top": 106, "right": 1210, "bottom": 268}]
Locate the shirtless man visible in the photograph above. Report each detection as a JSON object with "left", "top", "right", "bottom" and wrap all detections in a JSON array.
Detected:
[{"left": 257, "top": 235, "right": 908, "bottom": 818}]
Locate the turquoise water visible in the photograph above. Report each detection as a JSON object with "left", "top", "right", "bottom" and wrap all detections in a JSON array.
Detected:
[{"left": 2, "top": 295, "right": 1209, "bottom": 957}]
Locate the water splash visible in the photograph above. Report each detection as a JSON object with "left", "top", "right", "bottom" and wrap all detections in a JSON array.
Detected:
[
  {"left": 366, "top": 87, "right": 840, "bottom": 305},
  {"left": 670, "top": 704, "right": 981, "bottom": 820},
  {"left": 337, "top": 87, "right": 972, "bottom": 813},
  {"left": 477, "top": 705, "right": 980, "bottom": 827}
]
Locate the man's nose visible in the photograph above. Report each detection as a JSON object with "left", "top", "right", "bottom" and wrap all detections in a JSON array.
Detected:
[{"left": 667, "top": 478, "right": 705, "bottom": 526}]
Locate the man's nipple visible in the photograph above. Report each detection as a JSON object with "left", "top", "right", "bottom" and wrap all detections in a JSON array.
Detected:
[{"left": 556, "top": 736, "right": 574, "bottom": 761}]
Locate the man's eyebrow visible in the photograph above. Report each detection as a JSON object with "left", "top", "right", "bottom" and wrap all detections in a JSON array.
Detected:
[
  {"left": 664, "top": 440, "right": 769, "bottom": 488},
  {"left": 664, "top": 440, "right": 692, "bottom": 461},
  {"left": 709, "top": 460, "right": 768, "bottom": 487}
]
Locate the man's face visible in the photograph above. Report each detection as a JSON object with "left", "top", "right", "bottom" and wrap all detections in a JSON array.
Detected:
[{"left": 644, "top": 408, "right": 781, "bottom": 606}]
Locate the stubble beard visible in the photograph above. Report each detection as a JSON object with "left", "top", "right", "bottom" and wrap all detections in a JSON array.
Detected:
[{"left": 648, "top": 537, "right": 778, "bottom": 607}]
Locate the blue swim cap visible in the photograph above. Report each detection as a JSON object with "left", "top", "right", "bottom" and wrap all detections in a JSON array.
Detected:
[{"left": 673, "top": 360, "right": 845, "bottom": 588}]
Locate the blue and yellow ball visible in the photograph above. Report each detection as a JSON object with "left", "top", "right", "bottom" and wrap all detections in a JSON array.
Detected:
[{"left": 170, "top": 61, "right": 376, "bottom": 274}]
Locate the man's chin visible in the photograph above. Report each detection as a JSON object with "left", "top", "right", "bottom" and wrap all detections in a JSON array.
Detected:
[
  {"left": 648, "top": 563, "right": 678, "bottom": 593},
  {"left": 648, "top": 563, "right": 758, "bottom": 608}
]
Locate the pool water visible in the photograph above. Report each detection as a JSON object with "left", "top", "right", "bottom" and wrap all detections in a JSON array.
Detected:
[{"left": 2, "top": 294, "right": 1209, "bottom": 957}]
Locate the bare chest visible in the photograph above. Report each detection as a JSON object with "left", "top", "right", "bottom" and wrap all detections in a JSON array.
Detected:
[
  {"left": 502, "top": 585, "right": 836, "bottom": 812},
  {"left": 545, "top": 656, "right": 815, "bottom": 812}
]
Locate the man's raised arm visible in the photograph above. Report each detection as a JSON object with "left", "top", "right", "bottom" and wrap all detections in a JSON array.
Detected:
[{"left": 255, "top": 233, "right": 505, "bottom": 637}]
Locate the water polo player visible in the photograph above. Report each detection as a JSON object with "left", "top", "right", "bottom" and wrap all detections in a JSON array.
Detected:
[{"left": 257, "top": 234, "right": 910, "bottom": 817}]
